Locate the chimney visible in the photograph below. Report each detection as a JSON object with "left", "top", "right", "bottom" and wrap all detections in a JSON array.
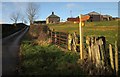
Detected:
[{"left": 52, "top": 12, "right": 54, "bottom": 15}]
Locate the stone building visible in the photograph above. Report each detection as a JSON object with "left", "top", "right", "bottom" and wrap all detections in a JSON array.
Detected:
[
  {"left": 102, "top": 15, "right": 112, "bottom": 21},
  {"left": 87, "top": 11, "right": 113, "bottom": 22},
  {"left": 46, "top": 12, "right": 60, "bottom": 24},
  {"left": 87, "top": 11, "right": 103, "bottom": 22}
]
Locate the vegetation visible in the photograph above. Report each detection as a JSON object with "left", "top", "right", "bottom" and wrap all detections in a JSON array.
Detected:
[
  {"left": 48, "top": 20, "right": 119, "bottom": 46},
  {"left": 19, "top": 20, "right": 119, "bottom": 75},
  {"left": 20, "top": 40, "right": 86, "bottom": 76},
  {"left": 26, "top": 3, "right": 40, "bottom": 25},
  {"left": 19, "top": 24, "right": 85, "bottom": 75},
  {"left": 10, "top": 12, "right": 20, "bottom": 26}
]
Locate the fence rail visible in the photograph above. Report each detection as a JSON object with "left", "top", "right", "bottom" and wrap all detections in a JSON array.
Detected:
[{"left": 48, "top": 29, "right": 68, "bottom": 49}]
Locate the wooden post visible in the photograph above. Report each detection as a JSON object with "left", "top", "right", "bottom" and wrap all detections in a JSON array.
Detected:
[
  {"left": 73, "top": 32, "right": 77, "bottom": 52},
  {"left": 47, "top": 27, "right": 50, "bottom": 35},
  {"left": 92, "top": 45, "right": 95, "bottom": 63},
  {"left": 50, "top": 29, "right": 53, "bottom": 43},
  {"left": 91, "top": 37, "right": 95, "bottom": 63},
  {"left": 88, "top": 46, "right": 92, "bottom": 60},
  {"left": 54, "top": 32, "right": 57, "bottom": 45},
  {"left": 59, "top": 32, "right": 60, "bottom": 45},
  {"left": 95, "top": 44, "right": 101, "bottom": 67},
  {"left": 79, "top": 14, "right": 83, "bottom": 60},
  {"left": 94, "top": 37, "right": 97, "bottom": 65},
  {"left": 52, "top": 29, "right": 55, "bottom": 44},
  {"left": 74, "top": 32, "right": 78, "bottom": 43},
  {"left": 68, "top": 34, "right": 72, "bottom": 51},
  {"left": 99, "top": 39, "right": 105, "bottom": 66},
  {"left": 109, "top": 44, "right": 114, "bottom": 70},
  {"left": 86, "top": 36, "right": 92, "bottom": 60},
  {"left": 115, "top": 41, "right": 118, "bottom": 75}
]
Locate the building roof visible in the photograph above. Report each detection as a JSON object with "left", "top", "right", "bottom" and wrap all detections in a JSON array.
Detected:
[
  {"left": 88, "top": 11, "right": 101, "bottom": 15},
  {"left": 103, "top": 15, "right": 112, "bottom": 17},
  {"left": 47, "top": 12, "right": 60, "bottom": 18}
]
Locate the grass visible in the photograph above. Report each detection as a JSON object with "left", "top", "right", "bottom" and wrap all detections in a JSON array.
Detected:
[
  {"left": 20, "top": 41, "right": 86, "bottom": 76},
  {"left": 48, "top": 20, "right": 119, "bottom": 46},
  {"left": 19, "top": 22, "right": 120, "bottom": 76},
  {"left": 20, "top": 30, "right": 86, "bottom": 76}
]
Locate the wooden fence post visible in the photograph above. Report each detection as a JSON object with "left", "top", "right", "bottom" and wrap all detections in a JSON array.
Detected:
[
  {"left": 99, "top": 39, "right": 105, "bottom": 66},
  {"left": 58, "top": 32, "right": 60, "bottom": 45},
  {"left": 88, "top": 46, "right": 92, "bottom": 60},
  {"left": 52, "top": 29, "right": 55, "bottom": 44},
  {"left": 68, "top": 33, "right": 72, "bottom": 51},
  {"left": 109, "top": 44, "right": 114, "bottom": 70},
  {"left": 91, "top": 37, "right": 95, "bottom": 63},
  {"left": 95, "top": 44, "right": 101, "bottom": 67},
  {"left": 50, "top": 29, "right": 53, "bottom": 43},
  {"left": 115, "top": 41, "right": 118, "bottom": 75},
  {"left": 86, "top": 36, "right": 92, "bottom": 60},
  {"left": 54, "top": 31, "right": 57, "bottom": 45},
  {"left": 47, "top": 27, "right": 50, "bottom": 35},
  {"left": 72, "top": 32, "right": 77, "bottom": 52}
]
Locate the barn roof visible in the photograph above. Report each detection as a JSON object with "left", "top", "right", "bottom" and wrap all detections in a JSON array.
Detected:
[
  {"left": 88, "top": 11, "right": 101, "bottom": 15},
  {"left": 103, "top": 15, "right": 112, "bottom": 17},
  {"left": 47, "top": 12, "right": 60, "bottom": 18}
]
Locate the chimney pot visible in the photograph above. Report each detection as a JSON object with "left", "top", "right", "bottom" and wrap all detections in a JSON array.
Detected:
[{"left": 52, "top": 12, "right": 54, "bottom": 15}]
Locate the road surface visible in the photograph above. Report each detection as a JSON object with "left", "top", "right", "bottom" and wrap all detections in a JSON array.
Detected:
[{"left": 2, "top": 27, "right": 29, "bottom": 76}]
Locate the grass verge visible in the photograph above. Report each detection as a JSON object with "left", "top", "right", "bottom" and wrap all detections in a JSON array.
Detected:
[{"left": 19, "top": 40, "right": 86, "bottom": 76}]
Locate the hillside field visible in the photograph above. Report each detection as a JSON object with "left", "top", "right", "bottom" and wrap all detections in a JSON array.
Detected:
[{"left": 48, "top": 20, "right": 119, "bottom": 46}]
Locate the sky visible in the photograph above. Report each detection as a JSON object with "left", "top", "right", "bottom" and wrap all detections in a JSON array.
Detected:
[
  {"left": 1, "top": 0, "right": 120, "bottom": 2},
  {"left": 0, "top": 2, "right": 119, "bottom": 24}
]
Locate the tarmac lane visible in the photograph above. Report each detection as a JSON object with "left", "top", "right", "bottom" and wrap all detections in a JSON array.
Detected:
[{"left": 2, "top": 27, "right": 29, "bottom": 76}]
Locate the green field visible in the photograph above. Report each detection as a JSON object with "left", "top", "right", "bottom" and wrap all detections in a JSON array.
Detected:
[{"left": 48, "top": 20, "right": 119, "bottom": 46}]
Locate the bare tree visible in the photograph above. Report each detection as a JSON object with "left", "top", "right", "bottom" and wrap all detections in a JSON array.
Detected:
[
  {"left": 21, "top": 15, "right": 27, "bottom": 24},
  {"left": 21, "top": 15, "right": 25, "bottom": 23},
  {"left": 26, "top": 3, "right": 39, "bottom": 25},
  {"left": 10, "top": 12, "right": 20, "bottom": 26}
]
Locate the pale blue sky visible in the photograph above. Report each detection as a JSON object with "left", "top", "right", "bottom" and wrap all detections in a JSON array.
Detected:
[
  {"left": 1, "top": 2, "right": 119, "bottom": 24},
  {"left": 1, "top": 0, "right": 120, "bottom": 2}
]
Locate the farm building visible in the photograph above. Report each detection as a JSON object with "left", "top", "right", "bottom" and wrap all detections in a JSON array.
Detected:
[
  {"left": 87, "top": 11, "right": 103, "bottom": 22},
  {"left": 46, "top": 12, "right": 60, "bottom": 24},
  {"left": 87, "top": 11, "right": 113, "bottom": 22},
  {"left": 102, "top": 15, "right": 112, "bottom": 21},
  {"left": 67, "top": 11, "right": 113, "bottom": 22},
  {"left": 112, "top": 17, "right": 120, "bottom": 20},
  {"left": 34, "top": 21, "right": 46, "bottom": 25}
]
